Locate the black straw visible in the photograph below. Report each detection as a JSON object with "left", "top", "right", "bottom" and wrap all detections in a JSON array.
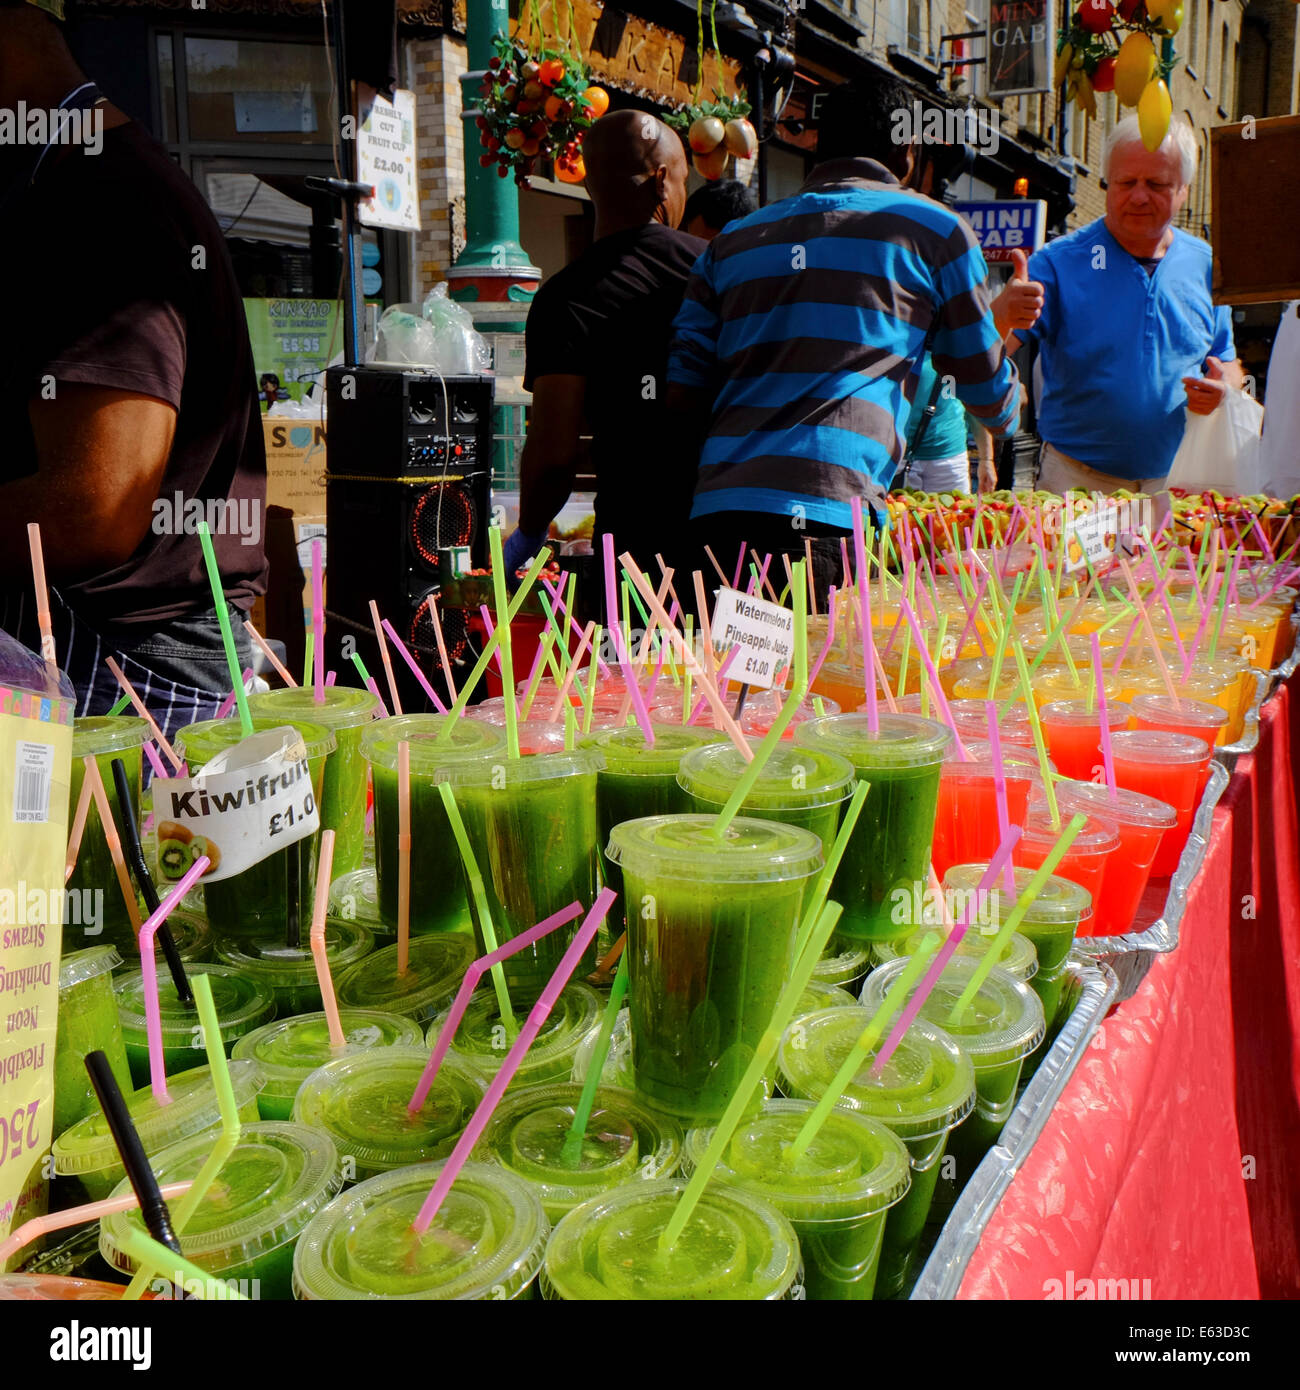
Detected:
[
  {"left": 84, "top": 1051, "right": 182, "bottom": 1256},
  {"left": 111, "top": 756, "right": 193, "bottom": 1006}
]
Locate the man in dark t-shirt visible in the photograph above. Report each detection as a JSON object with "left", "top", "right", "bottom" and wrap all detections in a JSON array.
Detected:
[
  {"left": 0, "top": 1, "right": 266, "bottom": 737},
  {"left": 505, "top": 110, "right": 705, "bottom": 613}
]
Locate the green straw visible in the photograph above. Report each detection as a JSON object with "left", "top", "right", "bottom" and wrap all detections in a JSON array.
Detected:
[
  {"left": 302, "top": 630, "right": 315, "bottom": 692},
  {"left": 117, "top": 1229, "right": 249, "bottom": 1300},
  {"left": 195, "top": 522, "right": 252, "bottom": 737},
  {"left": 945, "top": 812, "right": 1086, "bottom": 1027},
  {"left": 658, "top": 901, "right": 843, "bottom": 1254},
  {"left": 1208, "top": 559, "right": 1235, "bottom": 658},
  {"left": 1013, "top": 640, "right": 1060, "bottom": 826},
  {"left": 988, "top": 574, "right": 1024, "bottom": 697},
  {"left": 350, "top": 651, "right": 374, "bottom": 689},
  {"left": 122, "top": 974, "right": 240, "bottom": 1301},
  {"left": 437, "top": 781, "right": 517, "bottom": 1038},
  {"left": 520, "top": 630, "right": 554, "bottom": 719},
  {"left": 564, "top": 702, "right": 576, "bottom": 750},
  {"left": 813, "top": 695, "right": 826, "bottom": 717},
  {"left": 108, "top": 693, "right": 132, "bottom": 716},
  {"left": 785, "top": 931, "right": 941, "bottom": 1164},
  {"left": 488, "top": 528, "right": 521, "bottom": 760},
  {"left": 560, "top": 952, "right": 629, "bottom": 1166},
  {"left": 793, "top": 781, "right": 868, "bottom": 967}
]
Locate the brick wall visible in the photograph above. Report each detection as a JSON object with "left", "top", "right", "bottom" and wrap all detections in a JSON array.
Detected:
[{"left": 407, "top": 33, "right": 468, "bottom": 298}]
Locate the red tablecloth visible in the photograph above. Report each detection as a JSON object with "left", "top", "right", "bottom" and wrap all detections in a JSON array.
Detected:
[{"left": 959, "top": 680, "right": 1300, "bottom": 1300}]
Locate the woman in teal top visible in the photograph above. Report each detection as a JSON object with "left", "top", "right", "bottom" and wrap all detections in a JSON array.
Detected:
[{"left": 895, "top": 355, "right": 975, "bottom": 494}]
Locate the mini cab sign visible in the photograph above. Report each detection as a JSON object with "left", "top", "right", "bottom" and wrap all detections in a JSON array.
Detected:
[{"left": 954, "top": 200, "right": 1048, "bottom": 262}]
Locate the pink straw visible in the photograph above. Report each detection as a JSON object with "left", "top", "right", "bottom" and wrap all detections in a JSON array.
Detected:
[
  {"left": 688, "top": 644, "right": 740, "bottom": 724},
  {"left": 1092, "top": 632, "right": 1118, "bottom": 796},
  {"left": 1184, "top": 570, "right": 1222, "bottom": 672},
  {"left": 408, "top": 900, "right": 585, "bottom": 1111},
  {"left": 541, "top": 577, "right": 612, "bottom": 679},
  {"left": 312, "top": 539, "right": 325, "bottom": 704},
  {"left": 985, "top": 704, "right": 1015, "bottom": 894},
  {"left": 325, "top": 670, "right": 337, "bottom": 687},
  {"left": 363, "top": 676, "right": 388, "bottom": 717},
  {"left": 870, "top": 829, "right": 1021, "bottom": 1077},
  {"left": 954, "top": 573, "right": 990, "bottom": 659},
  {"left": 897, "top": 591, "right": 969, "bottom": 759},
  {"left": 381, "top": 618, "right": 449, "bottom": 713},
  {"left": 215, "top": 669, "right": 252, "bottom": 720},
  {"left": 411, "top": 890, "right": 615, "bottom": 1233},
  {"left": 139, "top": 855, "right": 210, "bottom": 1106},
  {"left": 310, "top": 829, "right": 345, "bottom": 1048},
  {"left": 850, "top": 498, "right": 878, "bottom": 734},
  {"left": 143, "top": 740, "right": 169, "bottom": 783},
  {"left": 602, "top": 533, "right": 655, "bottom": 744},
  {"left": 732, "top": 542, "right": 747, "bottom": 590},
  {"left": 806, "top": 586, "right": 839, "bottom": 691}
]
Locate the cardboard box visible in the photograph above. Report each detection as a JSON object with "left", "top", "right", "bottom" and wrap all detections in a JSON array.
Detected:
[{"left": 263, "top": 418, "right": 327, "bottom": 514}]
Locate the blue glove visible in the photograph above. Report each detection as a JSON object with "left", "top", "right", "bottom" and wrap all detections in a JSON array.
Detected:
[{"left": 502, "top": 526, "right": 547, "bottom": 585}]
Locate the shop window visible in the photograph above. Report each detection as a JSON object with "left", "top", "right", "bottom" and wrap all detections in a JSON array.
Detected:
[{"left": 184, "top": 36, "right": 333, "bottom": 145}]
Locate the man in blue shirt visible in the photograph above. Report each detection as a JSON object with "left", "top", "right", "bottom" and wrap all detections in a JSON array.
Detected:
[{"left": 1015, "top": 115, "right": 1243, "bottom": 499}]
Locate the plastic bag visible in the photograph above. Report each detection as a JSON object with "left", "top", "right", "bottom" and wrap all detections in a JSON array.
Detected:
[
  {"left": 422, "top": 283, "right": 491, "bottom": 374},
  {"left": 370, "top": 306, "right": 438, "bottom": 366},
  {"left": 1166, "top": 388, "right": 1265, "bottom": 495}
]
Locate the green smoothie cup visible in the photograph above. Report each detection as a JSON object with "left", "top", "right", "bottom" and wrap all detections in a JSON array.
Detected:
[
  {"left": 66, "top": 717, "right": 147, "bottom": 958},
  {"left": 870, "top": 928, "right": 1039, "bottom": 983},
  {"left": 51, "top": 1060, "right": 265, "bottom": 1206},
  {"left": 334, "top": 933, "right": 475, "bottom": 1025},
  {"left": 435, "top": 749, "right": 603, "bottom": 989},
  {"left": 570, "top": 1008, "right": 634, "bottom": 1090},
  {"left": 860, "top": 957, "right": 1044, "bottom": 1187},
  {"left": 584, "top": 724, "right": 724, "bottom": 931},
  {"left": 114, "top": 963, "right": 277, "bottom": 1088},
  {"left": 292, "top": 1047, "right": 487, "bottom": 1181},
  {"left": 814, "top": 938, "right": 873, "bottom": 990},
  {"left": 429, "top": 982, "right": 603, "bottom": 1093},
  {"left": 293, "top": 1162, "right": 549, "bottom": 1300},
  {"left": 328, "top": 868, "right": 390, "bottom": 942},
  {"left": 475, "top": 1082, "right": 683, "bottom": 1222},
  {"left": 676, "top": 740, "right": 856, "bottom": 853},
  {"left": 232, "top": 1009, "right": 426, "bottom": 1121},
  {"left": 541, "top": 1177, "right": 803, "bottom": 1300},
  {"left": 54, "top": 947, "right": 132, "bottom": 1139},
  {"left": 214, "top": 917, "right": 374, "bottom": 1015},
  {"left": 792, "top": 714, "right": 953, "bottom": 943},
  {"left": 776, "top": 1007, "right": 975, "bottom": 1299},
  {"left": 248, "top": 685, "right": 379, "bottom": 876},
  {"left": 173, "top": 716, "right": 336, "bottom": 938},
  {"left": 100, "top": 1121, "right": 341, "bottom": 1301},
  {"left": 361, "top": 714, "right": 505, "bottom": 936},
  {"left": 606, "top": 814, "right": 824, "bottom": 1125},
  {"left": 683, "top": 1098, "right": 911, "bottom": 1300}
]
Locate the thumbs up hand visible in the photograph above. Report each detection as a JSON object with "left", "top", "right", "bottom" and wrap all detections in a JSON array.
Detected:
[
  {"left": 1182, "top": 355, "right": 1230, "bottom": 416},
  {"left": 991, "top": 249, "right": 1045, "bottom": 339}
]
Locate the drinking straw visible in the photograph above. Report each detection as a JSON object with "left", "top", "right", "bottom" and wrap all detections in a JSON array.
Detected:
[
  {"left": 618, "top": 569, "right": 674, "bottom": 724},
  {"left": 82, "top": 758, "right": 143, "bottom": 936},
  {"left": 804, "top": 538, "right": 818, "bottom": 614},
  {"left": 142, "top": 740, "right": 169, "bottom": 784},
  {"left": 1118, "top": 558, "right": 1181, "bottom": 706},
  {"left": 682, "top": 617, "right": 694, "bottom": 722},
  {"left": 541, "top": 575, "right": 613, "bottom": 680},
  {"left": 104, "top": 658, "right": 184, "bottom": 773},
  {"left": 214, "top": 669, "right": 252, "bottom": 720},
  {"left": 0, "top": 1181, "right": 195, "bottom": 1264},
  {"left": 437, "top": 547, "right": 553, "bottom": 736},
  {"left": 732, "top": 542, "right": 748, "bottom": 590},
  {"left": 658, "top": 901, "right": 844, "bottom": 1253},
  {"left": 311, "top": 539, "right": 325, "bottom": 704},
  {"left": 347, "top": 652, "right": 388, "bottom": 716},
  {"left": 25, "top": 523, "right": 59, "bottom": 684},
  {"left": 120, "top": 1228, "right": 250, "bottom": 1300},
  {"left": 896, "top": 591, "right": 969, "bottom": 760},
  {"left": 411, "top": 890, "right": 615, "bottom": 1233},
  {"left": 302, "top": 630, "right": 315, "bottom": 690},
  {"left": 564, "top": 702, "right": 576, "bottom": 749},
  {"left": 436, "top": 780, "right": 516, "bottom": 1035},
  {"left": 946, "top": 813, "right": 1087, "bottom": 1026},
  {"left": 547, "top": 620, "right": 597, "bottom": 720},
  {"left": 84, "top": 1052, "right": 182, "bottom": 1256},
  {"left": 325, "top": 671, "right": 336, "bottom": 687},
  {"left": 108, "top": 692, "right": 133, "bottom": 715},
  {"left": 369, "top": 599, "right": 404, "bottom": 716},
  {"left": 397, "top": 741, "right": 412, "bottom": 976},
  {"left": 870, "top": 841, "right": 1020, "bottom": 1079},
  {"left": 424, "top": 591, "right": 458, "bottom": 704},
  {"left": 487, "top": 529, "right": 525, "bottom": 758},
  {"left": 381, "top": 618, "right": 449, "bottom": 713},
  {"left": 110, "top": 757, "right": 191, "bottom": 1004},
  {"left": 1012, "top": 641, "right": 1060, "bottom": 825},
  {"left": 700, "top": 544, "right": 728, "bottom": 587},
  {"left": 64, "top": 770, "right": 94, "bottom": 884},
  {"left": 601, "top": 536, "right": 655, "bottom": 745},
  {"left": 243, "top": 619, "right": 297, "bottom": 687},
  {"left": 560, "top": 951, "right": 630, "bottom": 1166},
  {"left": 793, "top": 781, "right": 869, "bottom": 967},
  {"left": 590, "top": 931, "right": 626, "bottom": 986},
  {"left": 806, "top": 584, "right": 839, "bottom": 690},
  {"left": 850, "top": 498, "right": 879, "bottom": 734},
  {"left": 985, "top": 705, "right": 1016, "bottom": 895},
  {"left": 955, "top": 573, "right": 990, "bottom": 659},
  {"left": 309, "top": 829, "right": 345, "bottom": 1048},
  {"left": 582, "top": 625, "right": 601, "bottom": 734},
  {"left": 786, "top": 932, "right": 942, "bottom": 1163},
  {"left": 195, "top": 522, "right": 252, "bottom": 738},
  {"left": 1158, "top": 588, "right": 1189, "bottom": 672},
  {"left": 1091, "top": 633, "right": 1118, "bottom": 796}
]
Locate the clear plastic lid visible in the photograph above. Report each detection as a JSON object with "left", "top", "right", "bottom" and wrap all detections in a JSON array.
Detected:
[
  {"left": 214, "top": 918, "right": 374, "bottom": 980},
  {"left": 777, "top": 1008, "right": 975, "bottom": 1140},
  {"left": 682, "top": 1098, "right": 911, "bottom": 1223},
  {"left": 584, "top": 723, "right": 724, "bottom": 777},
  {"left": 248, "top": 684, "right": 379, "bottom": 731},
  {"left": 606, "top": 814, "right": 824, "bottom": 884},
  {"left": 293, "top": 1047, "right": 487, "bottom": 1172},
  {"left": 916, "top": 697, "right": 1034, "bottom": 746},
  {"left": 676, "top": 742, "right": 856, "bottom": 811},
  {"left": 476, "top": 1082, "right": 684, "bottom": 1217},
  {"left": 71, "top": 716, "right": 148, "bottom": 758},
  {"left": 1040, "top": 699, "right": 1133, "bottom": 728},
  {"left": 542, "top": 1178, "right": 800, "bottom": 1301},
  {"left": 795, "top": 980, "right": 857, "bottom": 1015},
  {"left": 1018, "top": 804, "right": 1120, "bottom": 855},
  {"left": 432, "top": 983, "right": 602, "bottom": 1077},
  {"left": 101, "top": 1122, "right": 341, "bottom": 1274},
  {"left": 328, "top": 869, "right": 386, "bottom": 934},
  {"left": 360, "top": 713, "right": 504, "bottom": 774},
  {"left": 1108, "top": 729, "right": 1211, "bottom": 765},
  {"left": 942, "top": 863, "right": 1092, "bottom": 926},
  {"left": 872, "top": 927, "right": 1039, "bottom": 981},
  {"left": 293, "top": 1162, "right": 549, "bottom": 1300},
  {"left": 177, "top": 716, "right": 336, "bottom": 767},
  {"left": 1129, "top": 693, "right": 1229, "bottom": 730},
  {"left": 232, "top": 1009, "right": 425, "bottom": 1101},
  {"left": 114, "top": 964, "right": 276, "bottom": 1045},
  {"left": 58, "top": 945, "right": 123, "bottom": 993},
  {"left": 1055, "top": 778, "right": 1178, "bottom": 828},
  {"left": 940, "top": 740, "right": 1044, "bottom": 777},
  {"left": 52, "top": 1061, "right": 265, "bottom": 1176},
  {"left": 793, "top": 713, "right": 953, "bottom": 769},
  {"left": 860, "top": 957, "right": 1045, "bottom": 1067},
  {"left": 157, "top": 908, "right": 214, "bottom": 963},
  {"left": 334, "top": 934, "right": 476, "bottom": 1021},
  {"left": 433, "top": 746, "right": 603, "bottom": 787},
  {"left": 812, "top": 939, "right": 872, "bottom": 988}
]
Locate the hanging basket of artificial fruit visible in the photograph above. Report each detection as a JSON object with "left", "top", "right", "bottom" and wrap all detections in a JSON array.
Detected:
[
  {"left": 476, "top": 33, "right": 609, "bottom": 186},
  {"left": 1055, "top": 0, "right": 1178, "bottom": 150},
  {"left": 664, "top": 96, "right": 756, "bottom": 181}
]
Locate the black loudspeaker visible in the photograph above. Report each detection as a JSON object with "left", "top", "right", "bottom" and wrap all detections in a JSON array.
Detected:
[{"left": 324, "top": 366, "right": 494, "bottom": 710}]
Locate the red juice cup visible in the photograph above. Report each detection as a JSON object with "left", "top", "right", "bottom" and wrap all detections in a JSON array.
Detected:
[
  {"left": 1054, "top": 781, "right": 1176, "bottom": 936},
  {"left": 898, "top": 695, "right": 1035, "bottom": 750},
  {"left": 1129, "top": 694, "right": 1227, "bottom": 801},
  {"left": 1108, "top": 730, "right": 1212, "bottom": 877},
  {"left": 1039, "top": 700, "right": 1133, "bottom": 782},
  {"left": 1013, "top": 803, "right": 1118, "bottom": 918},
  {"left": 931, "top": 748, "right": 1037, "bottom": 882}
]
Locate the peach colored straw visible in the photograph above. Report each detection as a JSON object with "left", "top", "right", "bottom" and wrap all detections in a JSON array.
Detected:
[{"left": 104, "top": 658, "right": 183, "bottom": 773}]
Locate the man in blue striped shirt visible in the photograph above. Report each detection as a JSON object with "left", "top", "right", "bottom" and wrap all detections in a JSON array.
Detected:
[{"left": 667, "top": 78, "right": 1032, "bottom": 599}]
